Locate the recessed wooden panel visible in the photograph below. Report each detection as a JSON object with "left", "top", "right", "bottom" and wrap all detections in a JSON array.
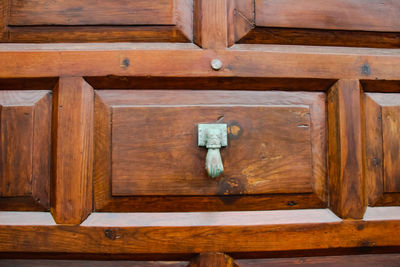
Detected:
[
  {"left": 112, "top": 106, "right": 312, "bottom": 196},
  {"left": 1, "top": 0, "right": 192, "bottom": 42},
  {"left": 94, "top": 90, "right": 327, "bottom": 211},
  {"left": 9, "top": 0, "right": 174, "bottom": 25},
  {"left": 0, "top": 90, "right": 51, "bottom": 210},
  {"left": 364, "top": 93, "right": 400, "bottom": 206},
  {"left": 229, "top": 0, "right": 400, "bottom": 48}
]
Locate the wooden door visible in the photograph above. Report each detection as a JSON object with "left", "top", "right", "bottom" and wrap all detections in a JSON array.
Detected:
[{"left": 1, "top": 0, "right": 400, "bottom": 266}]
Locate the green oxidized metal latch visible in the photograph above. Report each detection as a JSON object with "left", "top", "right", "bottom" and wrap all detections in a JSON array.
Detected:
[{"left": 198, "top": 124, "right": 227, "bottom": 178}]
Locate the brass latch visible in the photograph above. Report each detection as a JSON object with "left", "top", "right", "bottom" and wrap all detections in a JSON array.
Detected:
[{"left": 198, "top": 124, "right": 227, "bottom": 178}]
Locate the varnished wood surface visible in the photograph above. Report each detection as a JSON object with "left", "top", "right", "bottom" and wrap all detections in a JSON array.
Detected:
[
  {"left": 1, "top": 220, "right": 400, "bottom": 254},
  {"left": 1, "top": 1, "right": 192, "bottom": 42},
  {"left": 190, "top": 253, "right": 236, "bottom": 267},
  {"left": 0, "top": 260, "right": 189, "bottom": 267},
  {"left": 236, "top": 254, "right": 400, "bottom": 267},
  {"left": 0, "top": 44, "right": 400, "bottom": 80},
  {"left": 9, "top": 0, "right": 175, "bottom": 25},
  {"left": 255, "top": 0, "right": 400, "bottom": 32},
  {"left": 82, "top": 210, "right": 340, "bottom": 227},
  {"left": 328, "top": 80, "right": 365, "bottom": 219},
  {"left": 194, "top": 0, "right": 227, "bottom": 48},
  {"left": 0, "top": 90, "right": 51, "bottom": 210},
  {"left": 94, "top": 90, "right": 326, "bottom": 211},
  {"left": 364, "top": 93, "right": 400, "bottom": 205},
  {"left": 51, "top": 78, "right": 93, "bottom": 224}
]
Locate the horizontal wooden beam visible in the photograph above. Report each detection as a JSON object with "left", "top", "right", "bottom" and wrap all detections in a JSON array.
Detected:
[
  {"left": 0, "top": 215, "right": 399, "bottom": 254},
  {"left": 0, "top": 44, "right": 399, "bottom": 80}
]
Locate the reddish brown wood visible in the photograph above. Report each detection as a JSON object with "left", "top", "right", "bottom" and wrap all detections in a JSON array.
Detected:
[
  {"left": 364, "top": 93, "right": 400, "bottom": 205},
  {"left": 227, "top": 0, "right": 254, "bottom": 46},
  {"left": 255, "top": 0, "right": 400, "bottom": 32},
  {"left": 9, "top": 0, "right": 174, "bottom": 25},
  {"left": 1, "top": 0, "right": 193, "bottom": 42},
  {"left": 194, "top": 0, "right": 228, "bottom": 48},
  {"left": 236, "top": 254, "right": 400, "bottom": 267},
  {"left": 0, "top": 0, "right": 9, "bottom": 38},
  {"left": 364, "top": 93, "right": 384, "bottom": 205},
  {"left": 0, "top": 260, "right": 189, "bottom": 266},
  {"left": 0, "top": 44, "right": 400, "bottom": 80},
  {"left": 51, "top": 77, "right": 93, "bottom": 224},
  {"left": 237, "top": 28, "right": 400, "bottom": 48},
  {"left": 94, "top": 90, "right": 326, "bottom": 210},
  {"left": 328, "top": 80, "right": 366, "bottom": 219},
  {"left": 0, "top": 91, "right": 51, "bottom": 210},
  {"left": 382, "top": 106, "right": 400, "bottom": 192},
  {"left": 1, "top": 220, "right": 400, "bottom": 254},
  {"left": 190, "top": 253, "right": 237, "bottom": 267}
]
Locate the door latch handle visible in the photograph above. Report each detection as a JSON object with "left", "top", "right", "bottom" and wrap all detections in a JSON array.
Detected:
[{"left": 198, "top": 124, "right": 227, "bottom": 178}]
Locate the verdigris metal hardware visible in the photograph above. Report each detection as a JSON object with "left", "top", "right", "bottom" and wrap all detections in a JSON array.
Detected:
[{"left": 198, "top": 124, "right": 227, "bottom": 178}]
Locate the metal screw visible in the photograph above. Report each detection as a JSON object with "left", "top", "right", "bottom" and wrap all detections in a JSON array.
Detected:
[{"left": 211, "top": 59, "right": 223, "bottom": 71}]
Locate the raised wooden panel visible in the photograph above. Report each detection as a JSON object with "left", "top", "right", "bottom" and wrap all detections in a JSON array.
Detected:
[
  {"left": 94, "top": 90, "right": 327, "bottom": 211},
  {"left": 229, "top": 0, "right": 400, "bottom": 48},
  {"left": 1, "top": 0, "right": 192, "bottom": 42},
  {"left": 365, "top": 93, "right": 400, "bottom": 206},
  {"left": 0, "top": 90, "right": 51, "bottom": 210}
]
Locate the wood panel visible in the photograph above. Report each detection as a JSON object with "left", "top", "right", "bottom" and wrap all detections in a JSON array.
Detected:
[
  {"left": 9, "top": 0, "right": 174, "bottom": 25},
  {"left": 364, "top": 92, "right": 400, "bottom": 205},
  {"left": 1, "top": 219, "right": 400, "bottom": 254},
  {"left": 236, "top": 254, "right": 400, "bottom": 267},
  {"left": 0, "top": 260, "right": 189, "bottom": 267},
  {"left": 255, "top": 0, "right": 400, "bottom": 32},
  {"left": 190, "top": 253, "right": 236, "bottom": 267},
  {"left": 51, "top": 77, "right": 93, "bottom": 224},
  {"left": 1, "top": 44, "right": 400, "bottom": 80},
  {"left": 230, "top": 0, "right": 400, "bottom": 48},
  {"left": 1, "top": 0, "right": 192, "bottom": 42},
  {"left": 194, "top": 0, "right": 228, "bottom": 48},
  {"left": 0, "top": 90, "right": 51, "bottom": 210},
  {"left": 95, "top": 90, "right": 326, "bottom": 211},
  {"left": 328, "top": 80, "right": 365, "bottom": 219},
  {"left": 111, "top": 106, "right": 312, "bottom": 196}
]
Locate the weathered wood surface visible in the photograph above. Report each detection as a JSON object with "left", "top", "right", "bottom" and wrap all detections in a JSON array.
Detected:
[
  {"left": 51, "top": 77, "right": 93, "bottom": 224},
  {"left": 364, "top": 93, "right": 400, "bottom": 205},
  {"left": 0, "top": 44, "right": 399, "bottom": 80},
  {"left": 328, "top": 80, "right": 365, "bottom": 219},
  {"left": 0, "top": 90, "right": 51, "bottom": 210},
  {"left": 255, "top": 0, "right": 400, "bottom": 32},
  {"left": 0, "top": 219, "right": 400, "bottom": 254}
]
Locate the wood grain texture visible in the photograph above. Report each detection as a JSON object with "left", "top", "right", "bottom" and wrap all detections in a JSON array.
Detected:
[
  {"left": 364, "top": 93, "right": 400, "bottom": 205},
  {"left": 0, "top": 91, "right": 51, "bottom": 210},
  {"left": 237, "top": 28, "right": 400, "bottom": 48},
  {"left": 328, "top": 80, "right": 365, "bottom": 219},
  {"left": 51, "top": 77, "right": 93, "bottom": 224},
  {"left": 1, "top": 44, "right": 400, "bottom": 79},
  {"left": 0, "top": 0, "right": 9, "bottom": 38},
  {"left": 111, "top": 106, "right": 312, "bottom": 196},
  {"left": 1, "top": 220, "right": 400, "bottom": 254},
  {"left": 236, "top": 254, "right": 400, "bottom": 267},
  {"left": 255, "top": 0, "right": 400, "bottom": 32},
  {"left": 190, "top": 253, "right": 237, "bottom": 267},
  {"left": 0, "top": 260, "right": 189, "bottom": 267},
  {"left": 9, "top": 0, "right": 174, "bottom": 25},
  {"left": 382, "top": 107, "right": 400, "bottom": 192},
  {"left": 4, "top": 26, "right": 191, "bottom": 43},
  {"left": 227, "top": 0, "right": 254, "bottom": 46},
  {"left": 94, "top": 90, "right": 326, "bottom": 210},
  {"left": 194, "top": 0, "right": 228, "bottom": 48}
]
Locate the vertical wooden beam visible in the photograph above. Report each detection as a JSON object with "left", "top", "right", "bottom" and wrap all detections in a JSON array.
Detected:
[
  {"left": 328, "top": 79, "right": 366, "bottom": 219},
  {"left": 0, "top": 0, "right": 9, "bottom": 40},
  {"left": 194, "top": 0, "right": 228, "bottom": 48},
  {"left": 190, "top": 253, "right": 237, "bottom": 267},
  {"left": 51, "top": 77, "right": 94, "bottom": 224}
]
